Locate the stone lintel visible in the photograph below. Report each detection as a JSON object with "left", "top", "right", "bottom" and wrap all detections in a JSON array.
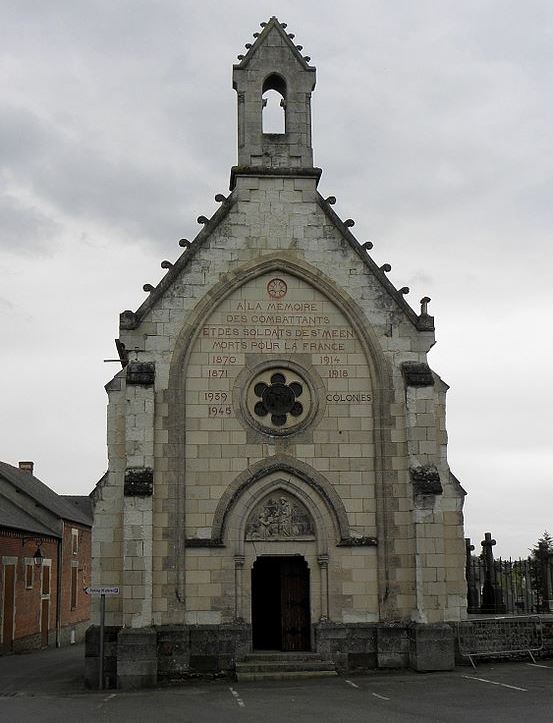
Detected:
[
  {"left": 229, "top": 165, "right": 322, "bottom": 190},
  {"left": 126, "top": 361, "right": 155, "bottom": 386},
  {"left": 401, "top": 362, "right": 435, "bottom": 387},
  {"left": 124, "top": 468, "right": 154, "bottom": 497},
  {"left": 184, "top": 538, "right": 225, "bottom": 548}
]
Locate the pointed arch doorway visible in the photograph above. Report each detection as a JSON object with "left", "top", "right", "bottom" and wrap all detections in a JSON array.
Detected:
[{"left": 251, "top": 556, "right": 311, "bottom": 651}]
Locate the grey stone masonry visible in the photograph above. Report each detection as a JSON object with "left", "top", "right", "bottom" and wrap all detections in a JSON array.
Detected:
[
  {"left": 89, "top": 15, "right": 468, "bottom": 688},
  {"left": 409, "top": 623, "right": 455, "bottom": 672},
  {"left": 117, "top": 627, "right": 158, "bottom": 689},
  {"left": 233, "top": 17, "right": 316, "bottom": 170}
]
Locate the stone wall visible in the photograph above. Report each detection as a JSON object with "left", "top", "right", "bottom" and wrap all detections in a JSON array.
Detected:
[
  {"left": 85, "top": 620, "right": 458, "bottom": 688},
  {"left": 92, "top": 174, "right": 466, "bottom": 631}
]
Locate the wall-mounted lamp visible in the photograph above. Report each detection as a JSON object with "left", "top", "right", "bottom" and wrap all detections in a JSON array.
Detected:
[{"left": 33, "top": 544, "right": 44, "bottom": 567}]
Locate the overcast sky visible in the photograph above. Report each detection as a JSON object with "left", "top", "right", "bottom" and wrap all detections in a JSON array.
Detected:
[{"left": 1, "top": 1, "right": 552, "bottom": 557}]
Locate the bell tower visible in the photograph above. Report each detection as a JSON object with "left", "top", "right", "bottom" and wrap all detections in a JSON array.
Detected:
[{"left": 232, "top": 17, "right": 319, "bottom": 184}]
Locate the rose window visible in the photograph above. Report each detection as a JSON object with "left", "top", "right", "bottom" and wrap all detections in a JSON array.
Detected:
[
  {"left": 245, "top": 366, "right": 312, "bottom": 434},
  {"left": 253, "top": 373, "right": 303, "bottom": 427}
]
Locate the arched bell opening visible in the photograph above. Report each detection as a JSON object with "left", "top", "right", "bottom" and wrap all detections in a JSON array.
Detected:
[{"left": 262, "top": 73, "right": 287, "bottom": 134}]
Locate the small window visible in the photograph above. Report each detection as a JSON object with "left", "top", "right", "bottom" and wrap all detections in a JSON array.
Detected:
[
  {"left": 25, "top": 563, "right": 34, "bottom": 589},
  {"left": 71, "top": 528, "right": 79, "bottom": 555},
  {"left": 70, "top": 565, "right": 78, "bottom": 610},
  {"left": 42, "top": 565, "right": 50, "bottom": 596}
]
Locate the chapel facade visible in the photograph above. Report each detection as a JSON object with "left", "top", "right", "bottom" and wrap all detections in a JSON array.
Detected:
[{"left": 89, "top": 18, "right": 467, "bottom": 688}]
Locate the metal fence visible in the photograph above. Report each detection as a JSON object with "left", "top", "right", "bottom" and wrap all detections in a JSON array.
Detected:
[
  {"left": 466, "top": 535, "right": 553, "bottom": 615},
  {"left": 458, "top": 616, "right": 543, "bottom": 668}
]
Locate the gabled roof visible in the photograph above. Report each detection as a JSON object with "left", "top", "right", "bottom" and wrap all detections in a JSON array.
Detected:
[
  {"left": 233, "top": 16, "right": 314, "bottom": 72},
  {"left": 62, "top": 495, "right": 94, "bottom": 520},
  {"left": 119, "top": 195, "right": 236, "bottom": 332},
  {"left": 119, "top": 187, "right": 432, "bottom": 334},
  {"left": 316, "top": 193, "right": 433, "bottom": 330},
  {"left": 0, "top": 495, "right": 59, "bottom": 538},
  {"left": 0, "top": 461, "right": 93, "bottom": 527},
  {"left": 117, "top": 18, "right": 434, "bottom": 338}
]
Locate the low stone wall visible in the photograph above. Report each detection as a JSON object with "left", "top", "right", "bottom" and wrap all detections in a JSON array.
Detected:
[
  {"left": 85, "top": 621, "right": 454, "bottom": 689},
  {"left": 315, "top": 622, "right": 378, "bottom": 671},
  {"left": 85, "top": 624, "right": 251, "bottom": 689},
  {"left": 158, "top": 624, "right": 251, "bottom": 683},
  {"left": 542, "top": 617, "right": 553, "bottom": 656},
  {"left": 85, "top": 625, "right": 120, "bottom": 689},
  {"left": 315, "top": 622, "right": 453, "bottom": 672}
]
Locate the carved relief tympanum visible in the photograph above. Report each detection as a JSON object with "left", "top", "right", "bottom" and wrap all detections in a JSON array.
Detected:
[{"left": 246, "top": 494, "right": 314, "bottom": 540}]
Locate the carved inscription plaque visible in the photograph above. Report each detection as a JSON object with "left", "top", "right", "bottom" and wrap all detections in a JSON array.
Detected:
[{"left": 187, "top": 272, "right": 373, "bottom": 426}]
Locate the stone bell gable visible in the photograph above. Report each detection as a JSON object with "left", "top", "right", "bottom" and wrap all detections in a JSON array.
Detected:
[
  {"left": 232, "top": 15, "right": 316, "bottom": 171},
  {"left": 90, "top": 16, "right": 466, "bottom": 687}
]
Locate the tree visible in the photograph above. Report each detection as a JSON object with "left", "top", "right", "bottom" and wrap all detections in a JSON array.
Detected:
[{"left": 529, "top": 531, "right": 553, "bottom": 612}]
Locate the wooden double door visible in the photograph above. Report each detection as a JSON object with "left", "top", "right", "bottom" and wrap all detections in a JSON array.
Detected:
[{"left": 251, "top": 556, "right": 311, "bottom": 651}]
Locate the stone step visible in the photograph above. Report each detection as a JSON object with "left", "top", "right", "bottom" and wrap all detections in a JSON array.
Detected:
[
  {"left": 241, "top": 652, "right": 329, "bottom": 663},
  {"left": 237, "top": 660, "right": 335, "bottom": 673},
  {"left": 236, "top": 670, "right": 338, "bottom": 682},
  {"left": 235, "top": 652, "right": 337, "bottom": 681}
]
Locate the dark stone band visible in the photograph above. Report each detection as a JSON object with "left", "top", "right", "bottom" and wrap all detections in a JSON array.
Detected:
[
  {"left": 410, "top": 465, "right": 443, "bottom": 495},
  {"left": 124, "top": 468, "right": 154, "bottom": 496},
  {"left": 126, "top": 361, "right": 155, "bottom": 386},
  {"left": 401, "top": 362, "right": 434, "bottom": 387},
  {"left": 184, "top": 538, "right": 225, "bottom": 548},
  {"left": 338, "top": 536, "right": 378, "bottom": 547}
]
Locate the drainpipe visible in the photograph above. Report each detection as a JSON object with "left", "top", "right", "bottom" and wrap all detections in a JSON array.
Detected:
[{"left": 56, "top": 520, "right": 64, "bottom": 647}]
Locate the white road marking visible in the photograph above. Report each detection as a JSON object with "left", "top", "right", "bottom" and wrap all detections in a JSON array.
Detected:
[
  {"left": 372, "top": 692, "right": 390, "bottom": 701},
  {"left": 229, "top": 686, "right": 245, "bottom": 708},
  {"left": 104, "top": 693, "right": 116, "bottom": 701},
  {"left": 344, "top": 679, "right": 359, "bottom": 688},
  {"left": 527, "top": 663, "right": 553, "bottom": 669},
  {"left": 462, "top": 675, "right": 527, "bottom": 692}
]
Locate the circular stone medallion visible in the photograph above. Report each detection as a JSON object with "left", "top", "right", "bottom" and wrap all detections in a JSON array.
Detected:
[{"left": 267, "top": 278, "right": 288, "bottom": 299}]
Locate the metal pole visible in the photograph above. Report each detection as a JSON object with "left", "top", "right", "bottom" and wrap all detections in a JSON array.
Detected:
[{"left": 99, "top": 593, "right": 105, "bottom": 690}]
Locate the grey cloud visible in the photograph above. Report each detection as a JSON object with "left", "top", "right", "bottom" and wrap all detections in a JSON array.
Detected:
[
  {"left": 0, "top": 104, "right": 222, "bottom": 248},
  {"left": 0, "top": 192, "right": 60, "bottom": 255}
]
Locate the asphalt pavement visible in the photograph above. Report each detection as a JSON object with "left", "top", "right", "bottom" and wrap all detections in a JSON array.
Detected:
[{"left": 1, "top": 644, "right": 552, "bottom": 722}]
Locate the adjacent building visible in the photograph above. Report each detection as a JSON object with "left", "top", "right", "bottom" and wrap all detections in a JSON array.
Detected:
[{"left": 0, "top": 461, "right": 93, "bottom": 653}]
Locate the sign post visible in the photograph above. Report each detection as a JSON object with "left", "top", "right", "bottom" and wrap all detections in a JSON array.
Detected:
[{"left": 85, "top": 586, "right": 120, "bottom": 690}]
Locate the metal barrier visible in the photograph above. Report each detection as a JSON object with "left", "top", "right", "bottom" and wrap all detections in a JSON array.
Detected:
[{"left": 457, "top": 616, "right": 543, "bottom": 668}]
